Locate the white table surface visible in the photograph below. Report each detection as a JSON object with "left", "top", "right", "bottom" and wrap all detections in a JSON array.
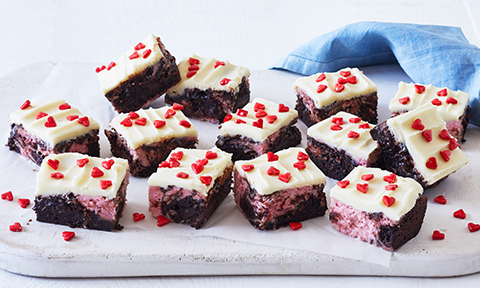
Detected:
[{"left": 1, "top": 0, "right": 479, "bottom": 286}]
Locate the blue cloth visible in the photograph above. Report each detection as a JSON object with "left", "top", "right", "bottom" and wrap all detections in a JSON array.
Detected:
[{"left": 271, "top": 21, "right": 480, "bottom": 126}]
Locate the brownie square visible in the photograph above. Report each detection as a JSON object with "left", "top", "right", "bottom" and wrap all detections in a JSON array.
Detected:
[
  {"left": 233, "top": 147, "right": 327, "bottom": 230},
  {"left": 293, "top": 67, "right": 378, "bottom": 127},
  {"left": 165, "top": 54, "right": 250, "bottom": 124},
  {"left": 96, "top": 33, "right": 180, "bottom": 113}
]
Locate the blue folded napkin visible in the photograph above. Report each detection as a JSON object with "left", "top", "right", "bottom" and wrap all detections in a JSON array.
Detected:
[{"left": 271, "top": 21, "right": 480, "bottom": 126}]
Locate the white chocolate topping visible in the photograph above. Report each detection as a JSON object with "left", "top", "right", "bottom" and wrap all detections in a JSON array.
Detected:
[
  {"left": 96, "top": 33, "right": 165, "bottom": 94},
  {"left": 307, "top": 111, "right": 378, "bottom": 161},
  {"left": 36, "top": 153, "right": 129, "bottom": 198},
  {"left": 148, "top": 147, "right": 233, "bottom": 196},
  {"left": 10, "top": 99, "right": 100, "bottom": 146},
  {"left": 387, "top": 104, "right": 469, "bottom": 185},
  {"left": 166, "top": 54, "right": 250, "bottom": 96},
  {"left": 108, "top": 106, "right": 198, "bottom": 149},
  {"left": 219, "top": 98, "right": 298, "bottom": 142},
  {"left": 389, "top": 82, "right": 470, "bottom": 122},
  {"left": 234, "top": 147, "right": 326, "bottom": 196},
  {"left": 330, "top": 166, "right": 423, "bottom": 221},
  {"left": 293, "top": 68, "right": 377, "bottom": 109}
]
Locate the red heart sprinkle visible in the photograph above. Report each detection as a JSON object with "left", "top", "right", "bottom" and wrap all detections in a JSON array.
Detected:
[
  {"left": 440, "top": 150, "right": 451, "bottom": 162},
  {"left": 159, "top": 161, "right": 171, "bottom": 168},
  {"left": 446, "top": 97, "right": 458, "bottom": 105},
  {"left": 431, "top": 98, "right": 442, "bottom": 106},
  {"left": 252, "top": 119, "right": 263, "bottom": 129},
  {"left": 434, "top": 195, "right": 447, "bottom": 205},
  {"left": 437, "top": 88, "right": 448, "bottom": 96},
  {"left": 176, "top": 172, "right": 189, "bottom": 179},
  {"left": 214, "top": 61, "right": 225, "bottom": 68},
  {"left": 189, "top": 57, "right": 200, "bottom": 65},
  {"left": 135, "top": 117, "right": 147, "bottom": 126},
  {"left": 36, "top": 111, "right": 48, "bottom": 119},
  {"left": 337, "top": 77, "right": 348, "bottom": 85},
  {"left": 432, "top": 230, "right": 445, "bottom": 240},
  {"left": 422, "top": 129, "right": 432, "bottom": 142},
  {"left": 453, "top": 209, "right": 466, "bottom": 219},
  {"left": 220, "top": 78, "right": 231, "bottom": 86},
  {"left": 157, "top": 215, "right": 170, "bottom": 227},
  {"left": 107, "top": 61, "right": 116, "bottom": 70},
  {"left": 128, "top": 111, "right": 139, "bottom": 119},
  {"left": 171, "top": 151, "right": 184, "bottom": 161},
  {"left": 91, "top": 167, "right": 104, "bottom": 178},
  {"left": 385, "top": 184, "right": 398, "bottom": 191},
  {"left": 297, "top": 151, "right": 309, "bottom": 161},
  {"left": 439, "top": 129, "right": 451, "bottom": 140},
  {"left": 50, "top": 172, "right": 64, "bottom": 179},
  {"left": 102, "top": 159, "right": 114, "bottom": 170},
  {"left": 254, "top": 102, "right": 265, "bottom": 112},
  {"left": 330, "top": 124, "right": 342, "bottom": 131},
  {"left": 382, "top": 195, "right": 396, "bottom": 207},
  {"left": 78, "top": 116, "right": 90, "bottom": 127},
  {"left": 142, "top": 49, "right": 152, "bottom": 59},
  {"left": 1, "top": 191, "right": 13, "bottom": 201},
  {"left": 334, "top": 83, "right": 345, "bottom": 92},
  {"left": 267, "top": 166, "right": 280, "bottom": 176},
  {"left": 205, "top": 151, "right": 218, "bottom": 159},
  {"left": 169, "top": 158, "right": 180, "bottom": 167},
  {"left": 349, "top": 117, "right": 361, "bottom": 123},
  {"left": 315, "top": 73, "right": 326, "bottom": 82},
  {"left": 66, "top": 115, "right": 79, "bottom": 121},
  {"left": 100, "top": 180, "right": 112, "bottom": 190},
  {"left": 278, "top": 104, "right": 290, "bottom": 113},
  {"left": 154, "top": 120, "right": 166, "bottom": 128},
  {"left": 411, "top": 118, "right": 424, "bottom": 130},
  {"left": 191, "top": 163, "right": 204, "bottom": 174},
  {"left": 20, "top": 100, "right": 31, "bottom": 110},
  {"left": 293, "top": 161, "right": 306, "bottom": 170},
  {"left": 358, "top": 123, "right": 370, "bottom": 129},
  {"left": 383, "top": 173, "right": 397, "bottom": 183},
  {"left": 133, "top": 212, "right": 145, "bottom": 222},
  {"left": 134, "top": 42, "right": 145, "bottom": 50},
  {"left": 278, "top": 173, "right": 291, "bottom": 183},
  {"left": 347, "top": 131, "right": 360, "bottom": 139},
  {"left": 235, "top": 119, "right": 246, "bottom": 124},
  {"left": 426, "top": 157, "right": 438, "bottom": 169},
  {"left": 9, "top": 222, "right": 22, "bottom": 232},
  {"left": 77, "top": 158, "right": 89, "bottom": 168},
  {"left": 398, "top": 96, "right": 410, "bottom": 105},
  {"left": 335, "top": 180, "right": 350, "bottom": 189},
  {"left": 186, "top": 70, "right": 197, "bottom": 78},
  {"left": 289, "top": 222, "right": 302, "bottom": 231},
  {"left": 255, "top": 110, "right": 268, "bottom": 118},
  {"left": 267, "top": 151, "right": 279, "bottom": 161},
  {"left": 236, "top": 109, "right": 248, "bottom": 117},
  {"left": 17, "top": 198, "right": 30, "bottom": 208},
  {"left": 196, "top": 157, "right": 209, "bottom": 166},
  {"left": 346, "top": 76, "right": 357, "bottom": 84},
  {"left": 47, "top": 159, "right": 60, "bottom": 170},
  {"left": 95, "top": 65, "right": 106, "bottom": 73},
  {"left": 129, "top": 51, "right": 139, "bottom": 60},
  {"left": 356, "top": 183, "right": 369, "bottom": 194},
  {"left": 62, "top": 231, "right": 75, "bottom": 241},
  {"left": 332, "top": 117, "right": 343, "bottom": 125},
  {"left": 58, "top": 103, "right": 71, "bottom": 110},
  {"left": 164, "top": 109, "right": 176, "bottom": 119},
  {"left": 172, "top": 103, "right": 184, "bottom": 110},
  {"left": 340, "top": 71, "right": 351, "bottom": 77},
  {"left": 242, "top": 164, "right": 254, "bottom": 172},
  {"left": 316, "top": 84, "right": 327, "bottom": 93},
  {"left": 361, "top": 174, "right": 374, "bottom": 181},
  {"left": 223, "top": 114, "right": 233, "bottom": 123},
  {"left": 468, "top": 223, "right": 480, "bottom": 233},
  {"left": 120, "top": 118, "right": 132, "bottom": 127},
  {"left": 414, "top": 84, "right": 426, "bottom": 94},
  {"left": 179, "top": 120, "right": 191, "bottom": 128},
  {"left": 200, "top": 176, "right": 213, "bottom": 186},
  {"left": 449, "top": 138, "right": 458, "bottom": 150},
  {"left": 266, "top": 115, "right": 277, "bottom": 124}
]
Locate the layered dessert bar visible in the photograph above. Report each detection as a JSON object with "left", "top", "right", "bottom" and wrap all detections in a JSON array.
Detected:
[
  {"left": 330, "top": 166, "right": 427, "bottom": 251},
  {"left": 306, "top": 111, "right": 383, "bottom": 180},
  {"left": 293, "top": 67, "right": 378, "bottom": 126},
  {"left": 105, "top": 105, "right": 198, "bottom": 177},
  {"left": 96, "top": 33, "right": 180, "bottom": 113},
  {"left": 370, "top": 104, "right": 469, "bottom": 188},
  {"left": 33, "top": 153, "right": 129, "bottom": 231},
  {"left": 216, "top": 98, "right": 301, "bottom": 161},
  {"left": 388, "top": 82, "right": 470, "bottom": 142},
  {"left": 148, "top": 147, "right": 233, "bottom": 229},
  {"left": 233, "top": 147, "right": 327, "bottom": 230},
  {"left": 7, "top": 99, "right": 100, "bottom": 165},
  {"left": 165, "top": 54, "right": 250, "bottom": 124}
]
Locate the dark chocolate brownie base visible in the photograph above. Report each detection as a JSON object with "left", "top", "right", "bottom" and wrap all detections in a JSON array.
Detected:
[
  {"left": 296, "top": 90, "right": 378, "bottom": 127},
  {"left": 105, "top": 128, "right": 198, "bottom": 177},
  {"left": 149, "top": 164, "right": 233, "bottom": 229},
  {"left": 164, "top": 77, "right": 250, "bottom": 124},
  {"left": 215, "top": 119, "right": 301, "bottom": 161},
  {"left": 233, "top": 170, "right": 327, "bottom": 231},
  {"left": 33, "top": 174, "right": 129, "bottom": 231},
  {"left": 306, "top": 136, "right": 384, "bottom": 180},
  {"left": 330, "top": 196, "right": 427, "bottom": 251},
  {"left": 7, "top": 123, "right": 100, "bottom": 165},
  {"left": 105, "top": 37, "right": 181, "bottom": 113}
]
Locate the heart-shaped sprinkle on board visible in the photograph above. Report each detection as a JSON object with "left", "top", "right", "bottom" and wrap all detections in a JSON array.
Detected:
[
  {"left": 468, "top": 223, "right": 480, "bottom": 233},
  {"left": 91, "top": 167, "right": 104, "bottom": 178},
  {"left": 340, "top": 70, "right": 351, "bottom": 77},
  {"left": 36, "top": 112, "right": 48, "bottom": 119},
  {"left": 186, "top": 71, "right": 197, "bottom": 78},
  {"left": 334, "top": 83, "right": 345, "bottom": 93},
  {"left": 356, "top": 183, "right": 368, "bottom": 194},
  {"left": 315, "top": 73, "right": 326, "bottom": 82},
  {"left": 398, "top": 96, "right": 410, "bottom": 105},
  {"left": 95, "top": 65, "right": 106, "bottom": 73},
  {"left": 66, "top": 115, "right": 79, "bottom": 121},
  {"left": 1, "top": 191, "right": 13, "bottom": 201},
  {"left": 432, "top": 230, "right": 445, "bottom": 240},
  {"left": 236, "top": 109, "right": 248, "bottom": 117},
  {"left": 214, "top": 61, "right": 225, "bottom": 68},
  {"left": 278, "top": 173, "right": 291, "bottom": 183},
  {"left": 267, "top": 151, "right": 279, "bottom": 162},
  {"left": 100, "top": 180, "right": 112, "bottom": 190},
  {"left": 422, "top": 130, "right": 433, "bottom": 142},
  {"left": 220, "top": 78, "right": 231, "bottom": 86},
  {"left": 316, "top": 84, "right": 327, "bottom": 93},
  {"left": 159, "top": 161, "right": 171, "bottom": 168},
  {"left": 172, "top": 103, "right": 184, "bottom": 110},
  {"left": 142, "top": 49, "right": 152, "bottom": 59},
  {"left": 235, "top": 119, "right": 246, "bottom": 125},
  {"left": 347, "top": 131, "right": 360, "bottom": 139},
  {"left": 382, "top": 195, "right": 396, "bottom": 207},
  {"left": 434, "top": 195, "right": 447, "bottom": 205},
  {"left": 78, "top": 116, "right": 90, "bottom": 127},
  {"left": 77, "top": 158, "right": 89, "bottom": 168},
  {"left": 439, "top": 129, "right": 451, "bottom": 140},
  {"left": 414, "top": 84, "right": 426, "bottom": 94},
  {"left": 164, "top": 109, "right": 176, "bottom": 119},
  {"left": 446, "top": 97, "right": 458, "bottom": 104},
  {"left": 44, "top": 116, "right": 57, "bottom": 128},
  {"left": 205, "top": 151, "right": 218, "bottom": 159},
  {"left": 154, "top": 120, "right": 166, "bottom": 128},
  {"left": 242, "top": 165, "right": 254, "bottom": 172},
  {"left": 297, "top": 151, "right": 309, "bottom": 161},
  {"left": 223, "top": 114, "right": 233, "bottom": 123},
  {"left": 252, "top": 119, "right": 263, "bottom": 129},
  {"left": 189, "top": 57, "right": 200, "bottom": 65},
  {"left": 449, "top": 138, "right": 458, "bottom": 150},
  {"left": 188, "top": 64, "right": 199, "bottom": 71},
  {"left": 157, "top": 215, "right": 170, "bottom": 227},
  {"left": 332, "top": 117, "right": 343, "bottom": 125},
  {"left": 62, "top": 231, "right": 75, "bottom": 241},
  {"left": 330, "top": 124, "right": 342, "bottom": 131},
  {"left": 176, "top": 172, "right": 189, "bottom": 179},
  {"left": 200, "top": 176, "right": 212, "bottom": 186},
  {"left": 17, "top": 198, "right": 30, "bottom": 208},
  {"left": 337, "top": 77, "right": 348, "bottom": 85},
  {"left": 383, "top": 173, "right": 397, "bottom": 183},
  {"left": 191, "top": 163, "right": 204, "bottom": 174},
  {"left": 102, "top": 159, "right": 114, "bottom": 170},
  {"left": 278, "top": 104, "right": 290, "bottom": 113},
  {"left": 133, "top": 213, "right": 145, "bottom": 222},
  {"left": 50, "top": 172, "right": 64, "bottom": 179},
  {"left": 453, "top": 209, "right": 466, "bottom": 219},
  {"left": 266, "top": 115, "right": 277, "bottom": 124},
  {"left": 361, "top": 174, "right": 374, "bottom": 181},
  {"left": 120, "top": 118, "right": 132, "bottom": 127},
  {"left": 253, "top": 102, "right": 265, "bottom": 112},
  {"left": 349, "top": 117, "right": 361, "bottom": 123},
  {"left": 59, "top": 103, "right": 71, "bottom": 110},
  {"left": 431, "top": 98, "right": 442, "bottom": 106},
  {"left": 20, "top": 100, "right": 31, "bottom": 110},
  {"left": 337, "top": 180, "right": 350, "bottom": 188},
  {"left": 346, "top": 76, "right": 357, "bottom": 84},
  {"left": 129, "top": 51, "right": 139, "bottom": 60},
  {"left": 179, "top": 120, "right": 191, "bottom": 128},
  {"left": 107, "top": 61, "right": 116, "bottom": 70},
  {"left": 385, "top": 184, "right": 398, "bottom": 191},
  {"left": 47, "top": 159, "right": 60, "bottom": 170},
  {"left": 169, "top": 158, "right": 180, "bottom": 167},
  {"left": 128, "top": 112, "right": 139, "bottom": 119},
  {"left": 440, "top": 150, "right": 451, "bottom": 162},
  {"left": 135, "top": 117, "right": 147, "bottom": 126},
  {"left": 134, "top": 42, "right": 145, "bottom": 50},
  {"left": 289, "top": 222, "right": 302, "bottom": 230},
  {"left": 255, "top": 110, "right": 267, "bottom": 118},
  {"left": 437, "top": 88, "right": 447, "bottom": 96},
  {"left": 267, "top": 166, "right": 280, "bottom": 176},
  {"left": 293, "top": 161, "right": 306, "bottom": 170},
  {"left": 426, "top": 157, "right": 438, "bottom": 169},
  {"left": 170, "top": 151, "right": 184, "bottom": 161},
  {"left": 9, "top": 222, "right": 22, "bottom": 232},
  {"left": 412, "top": 118, "right": 424, "bottom": 130}
]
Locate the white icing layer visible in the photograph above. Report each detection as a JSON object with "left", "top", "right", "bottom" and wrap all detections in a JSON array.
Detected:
[
  {"left": 97, "top": 33, "right": 165, "bottom": 94},
  {"left": 10, "top": 99, "right": 100, "bottom": 146},
  {"left": 148, "top": 147, "right": 232, "bottom": 196},
  {"left": 389, "top": 82, "right": 470, "bottom": 122},
  {"left": 219, "top": 98, "right": 297, "bottom": 142},
  {"left": 235, "top": 147, "right": 326, "bottom": 195},
  {"left": 387, "top": 104, "right": 469, "bottom": 185},
  {"left": 330, "top": 166, "right": 423, "bottom": 221},
  {"left": 166, "top": 54, "right": 250, "bottom": 95},
  {"left": 293, "top": 67, "right": 377, "bottom": 109},
  {"left": 307, "top": 111, "right": 378, "bottom": 161},
  {"left": 36, "top": 153, "right": 129, "bottom": 198},
  {"left": 108, "top": 106, "right": 198, "bottom": 149}
]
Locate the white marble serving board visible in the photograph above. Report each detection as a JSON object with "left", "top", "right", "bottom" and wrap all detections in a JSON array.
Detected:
[{"left": 0, "top": 62, "right": 479, "bottom": 278}]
